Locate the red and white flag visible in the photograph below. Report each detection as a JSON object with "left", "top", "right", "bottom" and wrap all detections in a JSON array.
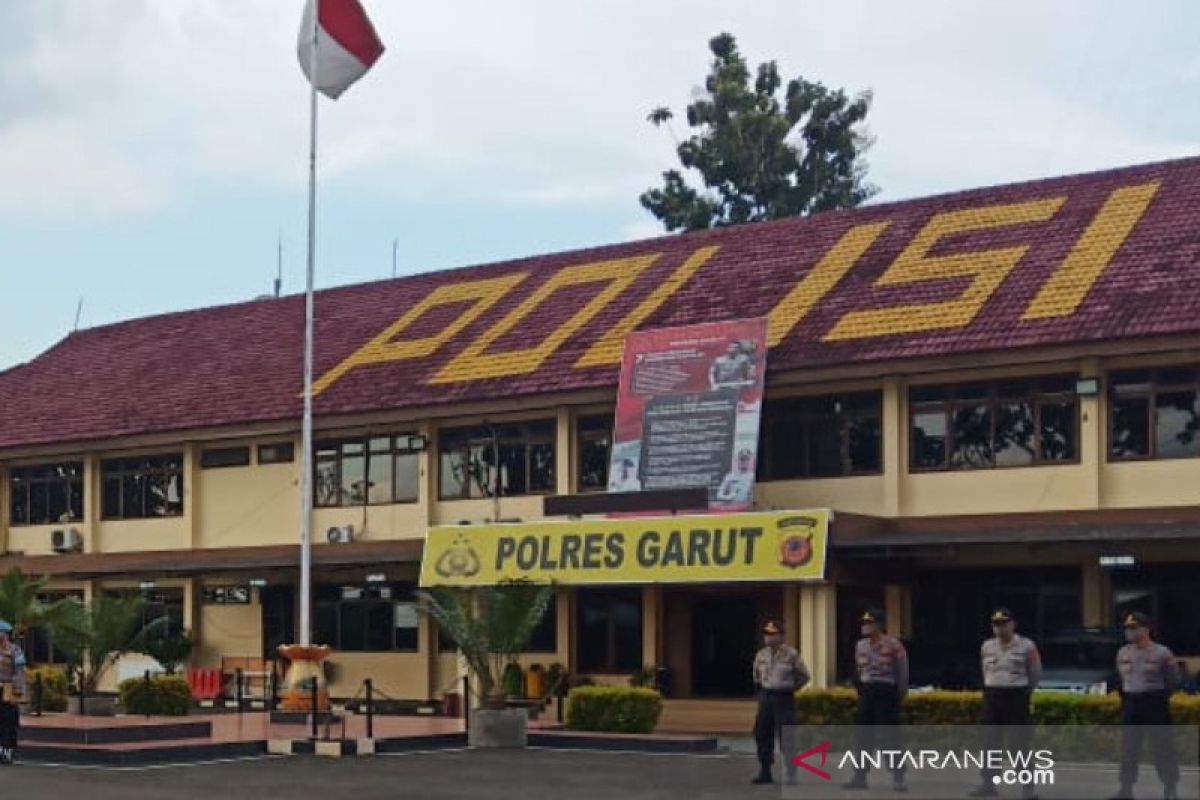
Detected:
[{"left": 297, "top": 0, "right": 384, "bottom": 99}]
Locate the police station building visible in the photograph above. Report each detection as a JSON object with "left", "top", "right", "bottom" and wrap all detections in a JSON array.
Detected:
[{"left": 2, "top": 156, "right": 1199, "bottom": 725}]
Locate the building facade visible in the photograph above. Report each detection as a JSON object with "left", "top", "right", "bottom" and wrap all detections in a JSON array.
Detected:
[{"left": 2, "top": 157, "right": 1199, "bottom": 702}]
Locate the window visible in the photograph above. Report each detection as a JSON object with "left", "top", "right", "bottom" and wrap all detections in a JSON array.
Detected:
[
  {"left": 200, "top": 446, "right": 250, "bottom": 469},
  {"left": 313, "top": 583, "right": 420, "bottom": 652},
  {"left": 23, "top": 590, "right": 84, "bottom": 664},
  {"left": 575, "top": 588, "right": 642, "bottom": 672},
  {"left": 438, "top": 420, "right": 556, "bottom": 500},
  {"left": 258, "top": 442, "right": 295, "bottom": 464},
  {"left": 101, "top": 454, "right": 184, "bottom": 519},
  {"left": 909, "top": 376, "right": 1078, "bottom": 471},
  {"left": 9, "top": 462, "right": 84, "bottom": 526},
  {"left": 1113, "top": 565, "right": 1200, "bottom": 654},
  {"left": 103, "top": 588, "right": 185, "bottom": 637},
  {"left": 525, "top": 603, "right": 557, "bottom": 652},
  {"left": 758, "top": 392, "right": 882, "bottom": 480},
  {"left": 576, "top": 415, "right": 612, "bottom": 493},
  {"left": 1109, "top": 366, "right": 1200, "bottom": 461},
  {"left": 314, "top": 434, "right": 420, "bottom": 507}
]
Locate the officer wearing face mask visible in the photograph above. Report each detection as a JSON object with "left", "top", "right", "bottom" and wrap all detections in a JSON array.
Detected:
[
  {"left": 0, "top": 620, "right": 25, "bottom": 766},
  {"left": 843, "top": 609, "right": 909, "bottom": 793},
  {"left": 1111, "top": 612, "right": 1180, "bottom": 800},
  {"left": 968, "top": 608, "right": 1041, "bottom": 799},
  {"left": 751, "top": 619, "right": 810, "bottom": 785}
]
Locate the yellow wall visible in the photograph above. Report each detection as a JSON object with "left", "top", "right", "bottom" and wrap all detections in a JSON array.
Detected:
[{"left": 198, "top": 456, "right": 298, "bottom": 549}]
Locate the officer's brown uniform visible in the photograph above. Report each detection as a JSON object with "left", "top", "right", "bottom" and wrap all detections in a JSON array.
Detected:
[
  {"left": 1115, "top": 613, "right": 1180, "bottom": 796},
  {"left": 752, "top": 625, "right": 810, "bottom": 782}
]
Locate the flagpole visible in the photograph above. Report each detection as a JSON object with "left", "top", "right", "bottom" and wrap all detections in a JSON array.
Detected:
[{"left": 299, "top": 0, "right": 320, "bottom": 649}]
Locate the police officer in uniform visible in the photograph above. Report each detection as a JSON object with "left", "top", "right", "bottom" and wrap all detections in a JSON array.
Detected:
[
  {"left": 0, "top": 620, "right": 26, "bottom": 766},
  {"left": 968, "top": 608, "right": 1042, "bottom": 799},
  {"left": 843, "top": 609, "right": 909, "bottom": 793},
  {"left": 751, "top": 619, "right": 810, "bottom": 785},
  {"left": 1111, "top": 612, "right": 1180, "bottom": 800}
]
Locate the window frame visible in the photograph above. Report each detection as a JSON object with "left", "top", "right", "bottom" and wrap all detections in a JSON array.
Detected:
[
  {"left": 574, "top": 587, "right": 643, "bottom": 674},
  {"left": 312, "top": 582, "right": 421, "bottom": 653},
  {"left": 200, "top": 446, "right": 251, "bottom": 469},
  {"left": 437, "top": 419, "right": 557, "bottom": 501},
  {"left": 313, "top": 433, "right": 422, "bottom": 508},
  {"left": 258, "top": 442, "right": 296, "bottom": 465},
  {"left": 8, "top": 461, "right": 85, "bottom": 527},
  {"left": 100, "top": 454, "right": 185, "bottom": 520},
  {"left": 1107, "top": 366, "right": 1200, "bottom": 463},
  {"left": 758, "top": 391, "right": 884, "bottom": 482},
  {"left": 908, "top": 376, "right": 1080, "bottom": 473},
  {"left": 574, "top": 414, "right": 613, "bottom": 494}
]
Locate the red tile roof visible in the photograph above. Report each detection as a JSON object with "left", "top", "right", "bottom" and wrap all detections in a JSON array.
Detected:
[{"left": 3, "top": 157, "right": 1200, "bottom": 451}]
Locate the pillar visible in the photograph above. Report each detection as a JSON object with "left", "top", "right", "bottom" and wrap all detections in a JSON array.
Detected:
[
  {"left": 884, "top": 584, "right": 912, "bottom": 639},
  {"left": 798, "top": 583, "right": 837, "bottom": 688},
  {"left": 641, "top": 585, "right": 662, "bottom": 666}
]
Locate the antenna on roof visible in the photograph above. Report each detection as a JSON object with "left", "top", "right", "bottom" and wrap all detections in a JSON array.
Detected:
[
  {"left": 72, "top": 297, "right": 84, "bottom": 333},
  {"left": 275, "top": 234, "right": 283, "bottom": 298},
  {"left": 391, "top": 237, "right": 398, "bottom": 278}
]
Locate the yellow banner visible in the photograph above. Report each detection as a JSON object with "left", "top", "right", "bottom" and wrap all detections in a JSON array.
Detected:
[{"left": 419, "top": 509, "right": 829, "bottom": 587}]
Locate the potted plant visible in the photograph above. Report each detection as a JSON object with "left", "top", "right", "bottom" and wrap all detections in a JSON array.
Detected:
[
  {"left": 418, "top": 579, "right": 555, "bottom": 748},
  {"left": 56, "top": 593, "right": 153, "bottom": 716}
]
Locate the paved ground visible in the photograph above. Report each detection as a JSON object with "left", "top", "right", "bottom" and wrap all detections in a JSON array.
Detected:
[{"left": 2, "top": 747, "right": 1195, "bottom": 800}]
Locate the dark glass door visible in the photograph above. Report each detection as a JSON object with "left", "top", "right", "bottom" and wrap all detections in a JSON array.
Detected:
[
  {"left": 261, "top": 585, "right": 296, "bottom": 659},
  {"left": 691, "top": 596, "right": 757, "bottom": 697}
]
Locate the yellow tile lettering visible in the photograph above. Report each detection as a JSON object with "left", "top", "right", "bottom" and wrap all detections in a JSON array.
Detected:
[
  {"left": 431, "top": 254, "right": 660, "bottom": 384},
  {"left": 574, "top": 246, "right": 719, "bottom": 368},
  {"left": 766, "top": 222, "right": 890, "bottom": 347},
  {"left": 1021, "top": 182, "right": 1160, "bottom": 320},
  {"left": 824, "top": 197, "right": 1066, "bottom": 341},
  {"left": 311, "top": 273, "right": 528, "bottom": 396}
]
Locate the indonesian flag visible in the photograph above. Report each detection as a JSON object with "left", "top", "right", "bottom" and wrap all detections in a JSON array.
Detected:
[{"left": 297, "top": 0, "right": 384, "bottom": 99}]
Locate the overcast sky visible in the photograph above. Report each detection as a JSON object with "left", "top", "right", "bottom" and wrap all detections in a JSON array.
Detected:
[{"left": 1, "top": 0, "right": 1196, "bottom": 370}]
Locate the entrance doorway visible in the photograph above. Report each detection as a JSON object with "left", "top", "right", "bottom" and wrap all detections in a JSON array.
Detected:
[
  {"left": 691, "top": 595, "right": 757, "bottom": 697},
  {"left": 261, "top": 585, "right": 296, "bottom": 659}
]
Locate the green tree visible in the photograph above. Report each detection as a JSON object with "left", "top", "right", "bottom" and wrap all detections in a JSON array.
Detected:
[
  {"left": 641, "top": 32, "right": 877, "bottom": 231},
  {"left": 418, "top": 580, "right": 555, "bottom": 708},
  {"left": 0, "top": 568, "right": 88, "bottom": 644},
  {"left": 56, "top": 593, "right": 165, "bottom": 695}
]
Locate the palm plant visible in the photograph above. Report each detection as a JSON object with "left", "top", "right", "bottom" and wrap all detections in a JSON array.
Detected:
[
  {"left": 55, "top": 593, "right": 162, "bottom": 695},
  {"left": 418, "top": 580, "right": 555, "bottom": 708},
  {"left": 0, "top": 568, "right": 88, "bottom": 644}
]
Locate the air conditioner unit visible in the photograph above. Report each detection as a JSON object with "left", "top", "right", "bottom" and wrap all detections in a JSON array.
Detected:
[
  {"left": 326, "top": 525, "right": 354, "bottom": 544},
  {"left": 50, "top": 528, "right": 83, "bottom": 554}
]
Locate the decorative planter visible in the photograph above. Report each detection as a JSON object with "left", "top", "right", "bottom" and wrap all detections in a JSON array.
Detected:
[
  {"left": 468, "top": 707, "right": 528, "bottom": 748},
  {"left": 277, "top": 643, "right": 332, "bottom": 711},
  {"left": 68, "top": 695, "right": 117, "bottom": 717}
]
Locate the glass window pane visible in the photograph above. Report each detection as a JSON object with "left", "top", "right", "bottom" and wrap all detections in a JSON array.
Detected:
[
  {"left": 102, "top": 476, "right": 122, "bottom": 518},
  {"left": 393, "top": 601, "right": 420, "bottom": 651},
  {"left": 394, "top": 452, "right": 419, "bottom": 503},
  {"left": 1111, "top": 369, "right": 1152, "bottom": 392},
  {"left": 994, "top": 401, "right": 1035, "bottom": 467},
  {"left": 339, "top": 604, "right": 367, "bottom": 652},
  {"left": 10, "top": 483, "right": 28, "bottom": 525},
  {"left": 364, "top": 603, "right": 393, "bottom": 652},
  {"left": 369, "top": 436, "right": 392, "bottom": 453},
  {"left": 808, "top": 418, "right": 843, "bottom": 477},
  {"left": 1155, "top": 390, "right": 1200, "bottom": 459},
  {"left": 576, "top": 592, "right": 610, "bottom": 672},
  {"left": 315, "top": 459, "right": 339, "bottom": 506},
  {"left": 578, "top": 415, "right": 611, "bottom": 433},
  {"left": 995, "top": 380, "right": 1030, "bottom": 398},
  {"left": 341, "top": 452, "right": 366, "bottom": 505},
  {"left": 1039, "top": 401, "right": 1077, "bottom": 461},
  {"left": 847, "top": 416, "right": 882, "bottom": 473},
  {"left": 909, "top": 385, "right": 945, "bottom": 404},
  {"left": 499, "top": 443, "right": 527, "bottom": 495},
  {"left": 367, "top": 451, "right": 393, "bottom": 504},
  {"left": 1111, "top": 396, "right": 1150, "bottom": 458},
  {"left": 527, "top": 419, "right": 556, "bottom": 439},
  {"left": 1156, "top": 366, "right": 1197, "bottom": 386},
  {"left": 47, "top": 480, "right": 70, "bottom": 523},
  {"left": 30, "top": 483, "right": 50, "bottom": 525},
  {"left": 439, "top": 450, "right": 466, "bottom": 499},
  {"left": 612, "top": 594, "right": 643, "bottom": 671},
  {"left": 911, "top": 409, "right": 947, "bottom": 469},
  {"left": 468, "top": 444, "right": 495, "bottom": 499},
  {"left": 1038, "top": 375, "right": 1075, "bottom": 395},
  {"left": 341, "top": 441, "right": 365, "bottom": 456},
  {"left": 950, "top": 404, "right": 992, "bottom": 468},
  {"left": 123, "top": 473, "right": 146, "bottom": 518},
  {"left": 954, "top": 383, "right": 990, "bottom": 401},
  {"left": 529, "top": 442, "right": 555, "bottom": 492},
  {"left": 525, "top": 605, "right": 557, "bottom": 652},
  {"left": 578, "top": 436, "right": 610, "bottom": 491},
  {"left": 314, "top": 602, "right": 338, "bottom": 648}
]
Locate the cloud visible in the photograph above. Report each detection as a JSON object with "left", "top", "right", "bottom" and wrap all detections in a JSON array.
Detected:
[{"left": 0, "top": 0, "right": 1193, "bottom": 221}]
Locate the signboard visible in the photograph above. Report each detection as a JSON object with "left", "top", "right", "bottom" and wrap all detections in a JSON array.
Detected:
[
  {"left": 419, "top": 509, "right": 829, "bottom": 587},
  {"left": 607, "top": 318, "right": 768, "bottom": 511}
]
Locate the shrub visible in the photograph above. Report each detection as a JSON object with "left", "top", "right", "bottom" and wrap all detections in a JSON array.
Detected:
[
  {"left": 566, "top": 686, "right": 662, "bottom": 734},
  {"left": 26, "top": 666, "right": 69, "bottom": 713},
  {"left": 119, "top": 674, "right": 192, "bottom": 716},
  {"left": 795, "top": 688, "right": 1200, "bottom": 726}
]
